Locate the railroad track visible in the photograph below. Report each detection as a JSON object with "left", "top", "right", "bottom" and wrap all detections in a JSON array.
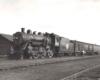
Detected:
[
  {"left": 76, "top": 65, "right": 100, "bottom": 80},
  {"left": 61, "top": 64, "right": 100, "bottom": 80},
  {"left": 0, "top": 55, "right": 99, "bottom": 71}
]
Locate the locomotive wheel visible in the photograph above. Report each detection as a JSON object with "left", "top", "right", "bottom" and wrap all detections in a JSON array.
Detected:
[
  {"left": 19, "top": 50, "right": 24, "bottom": 60},
  {"left": 29, "top": 55, "right": 33, "bottom": 59},
  {"left": 75, "top": 53, "right": 79, "bottom": 56},
  {"left": 59, "top": 53, "right": 64, "bottom": 57},
  {"left": 39, "top": 47, "right": 46, "bottom": 58},
  {"left": 47, "top": 51, "right": 53, "bottom": 58},
  {"left": 7, "top": 53, "right": 13, "bottom": 59},
  {"left": 61, "top": 53, "right": 64, "bottom": 57},
  {"left": 40, "top": 52, "right": 46, "bottom": 58},
  {"left": 68, "top": 53, "right": 72, "bottom": 56},
  {"left": 20, "top": 55, "right": 24, "bottom": 60},
  {"left": 33, "top": 51, "right": 39, "bottom": 59},
  {"left": 58, "top": 53, "right": 62, "bottom": 57}
]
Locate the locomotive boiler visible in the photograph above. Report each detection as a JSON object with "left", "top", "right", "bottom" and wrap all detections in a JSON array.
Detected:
[{"left": 8, "top": 28, "right": 53, "bottom": 59}]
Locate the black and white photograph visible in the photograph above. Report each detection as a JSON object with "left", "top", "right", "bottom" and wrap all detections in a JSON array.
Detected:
[{"left": 0, "top": 0, "right": 100, "bottom": 80}]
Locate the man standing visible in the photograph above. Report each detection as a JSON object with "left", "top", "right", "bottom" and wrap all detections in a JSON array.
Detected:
[
  {"left": 28, "top": 43, "right": 33, "bottom": 59},
  {"left": 82, "top": 50, "right": 86, "bottom": 56}
]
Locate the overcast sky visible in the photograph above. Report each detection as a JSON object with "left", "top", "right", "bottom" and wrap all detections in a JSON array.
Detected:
[{"left": 0, "top": 0, "right": 100, "bottom": 44}]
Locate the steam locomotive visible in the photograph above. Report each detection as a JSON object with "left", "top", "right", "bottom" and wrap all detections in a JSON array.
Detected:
[{"left": 7, "top": 28, "right": 100, "bottom": 59}]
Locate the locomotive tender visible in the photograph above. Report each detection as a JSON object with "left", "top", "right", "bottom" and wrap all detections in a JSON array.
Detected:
[{"left": 7, "top": 28, "right": 100, "bottom": 59}]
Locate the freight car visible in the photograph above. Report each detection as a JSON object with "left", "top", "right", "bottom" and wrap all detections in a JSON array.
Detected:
[
  {"left": 7, "top": 28, "right": 100, "bottom": 59},
  {"left": 93, "top": 44, "right": 100, "bottom": 55},
  {"left": 70, "top": 40, "right": 100, "bottom": 56}
]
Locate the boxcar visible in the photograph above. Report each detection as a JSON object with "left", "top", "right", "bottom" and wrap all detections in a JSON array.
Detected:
[
  {"left": 93, "top": 44, "right": 100, "bottom": 55},
  {"left": 70, "top": 40, "right": 94, "bottom": 56}
]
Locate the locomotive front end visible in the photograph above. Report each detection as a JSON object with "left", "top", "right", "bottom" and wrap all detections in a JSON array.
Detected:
[
  {"left": 13, "top": 32, "right": 24, "bottom": 45},
  {"left": 7, "top": 28, "right": 26, "bottom": 59},
  {"left": 13, "top": 28, "right": 31, "bottom": 45}
]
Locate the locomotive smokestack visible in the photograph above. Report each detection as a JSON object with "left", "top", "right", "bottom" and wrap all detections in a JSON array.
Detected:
[
  {"left": 21, "top": 28, "right": 25, "bottom": 33},
  {"left": 27, "top": 29, "right": 32, "bottom": 34},
  {"left": 38, "top": 32, "right": 41, "bottom": 35},
  {"left": 33, "top": 31, "right": 36, "bottom": 35}
]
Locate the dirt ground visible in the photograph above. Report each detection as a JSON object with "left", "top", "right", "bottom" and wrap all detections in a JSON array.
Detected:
[{"left": 0, "top": 57, "right": 100, "bottom": 80}]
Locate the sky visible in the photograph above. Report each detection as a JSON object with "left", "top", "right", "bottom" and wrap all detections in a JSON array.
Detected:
[{"left": 0, "top": 0, "right": 100, "bottom": 44}]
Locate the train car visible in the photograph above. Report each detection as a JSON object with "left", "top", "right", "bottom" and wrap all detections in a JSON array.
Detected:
[
  {"left": 93, "top": 44, "right": 100, "bottom": 55},
  {"left": 70, "top": 40, "right": 94, "bottom": 56},
  {"left": 7, "top": 28, "right": 100, "bottom": 60}
]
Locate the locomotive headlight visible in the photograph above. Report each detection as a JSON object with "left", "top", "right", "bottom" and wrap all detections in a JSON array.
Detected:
[
  {"left": 13, "top": 32, "right": 23, "bottom": 45},
  {"left": 13, "top": 37, "right": 18, "bottom": 39}
]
